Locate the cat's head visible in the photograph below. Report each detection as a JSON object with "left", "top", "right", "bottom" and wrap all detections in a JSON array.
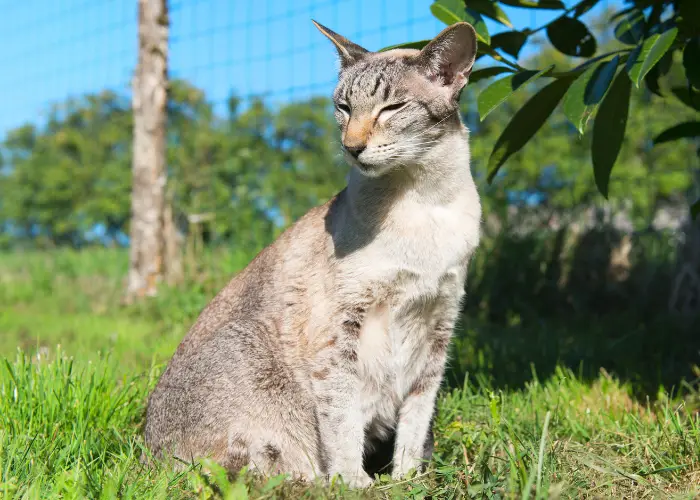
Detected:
[{"left": 314, "top": 21, "right": 477, "bottom": 177}]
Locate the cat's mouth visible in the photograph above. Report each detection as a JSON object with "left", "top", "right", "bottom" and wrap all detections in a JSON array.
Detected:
[
  {"left": 344, "top": 149, "right": 397, "bottom": 177},
  {"left": 356, "top": 162, "right": 375, "bottom": 174},
  {"left": 344, "top": 153, "right": 372, "bottom": 171}
]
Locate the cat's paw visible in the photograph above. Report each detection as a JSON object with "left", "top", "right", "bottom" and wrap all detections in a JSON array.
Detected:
[
  {"left": 331, "top": 471, "right": 374, "bottom": 489},
  {"left": 391, "top": 463, "right": 419, "bottom": 481},
  {"left": 345, "top": 472, "right": 374, "bottom": 489}
]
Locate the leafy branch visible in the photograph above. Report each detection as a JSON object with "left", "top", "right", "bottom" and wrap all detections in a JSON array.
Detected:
[{"left": 383, "top": 0, "right": 700, "bottom": 218}]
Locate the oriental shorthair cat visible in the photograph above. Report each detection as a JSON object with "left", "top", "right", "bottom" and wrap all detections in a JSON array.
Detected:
[{"left": 145, "top": 20, "right": 481, "bottom": 488}]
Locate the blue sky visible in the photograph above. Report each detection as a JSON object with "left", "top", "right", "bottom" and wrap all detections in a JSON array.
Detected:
[{"left": 0, "top": 0, "right": 613, "bottom": 137}]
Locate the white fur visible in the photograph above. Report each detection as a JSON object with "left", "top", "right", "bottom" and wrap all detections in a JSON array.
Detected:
[{"left": 327, "top": 128, "right": 481, "bottom": 483}]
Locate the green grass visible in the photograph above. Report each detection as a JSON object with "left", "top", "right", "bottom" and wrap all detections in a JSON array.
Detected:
[
  {"left": 1, "top": 351, "right": 698, "bottom": 498},
  {"left": 1, "top": 247, "right": 700, "bottom": 498},
  {"left": 0, "top": 247, "right": 249, "bottom": 370}
]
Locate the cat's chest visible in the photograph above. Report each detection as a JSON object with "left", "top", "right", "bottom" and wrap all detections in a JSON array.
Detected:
[
  {"left": 335, "top": 194, "right": 477, "bottom": 384},
  {"left": 340, "top": 196, "right": 479, "bottom": 292},
  {"left": 355, "top": 268, "right": 463, "bottom": 403}
]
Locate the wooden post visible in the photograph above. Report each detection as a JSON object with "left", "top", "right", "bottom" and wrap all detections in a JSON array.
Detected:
[{"left": 126, "top": 0, "right": 180, "bottom": 301}]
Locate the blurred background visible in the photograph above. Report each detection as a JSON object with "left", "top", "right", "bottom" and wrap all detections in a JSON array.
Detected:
[{"left": 1, "top": 0, "right": 699, "bottom": 400}]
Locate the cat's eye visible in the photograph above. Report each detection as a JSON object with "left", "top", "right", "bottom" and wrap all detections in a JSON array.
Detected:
[
  {"left": 381, "top": 102, "right": 407, "bottom": 113},
  {"left": 336, "top": 102, "right": 351, "bottom": 115},
  {"left": 378, "top": 102, "right": 408, "bottom": 120}
]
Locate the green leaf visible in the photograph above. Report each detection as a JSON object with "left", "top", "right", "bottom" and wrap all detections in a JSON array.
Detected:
[
  {"left": 546, "top": 17, "right": 597, "bottom": 57},
  {"left": 491, "top": 31, "right": 528, "bottom": 58},
  {"left": 624, "top": 43, "right": 642, "bottom": 79},
  {"left": 683, "top": 39, "right": 700, "bottom": 88},
  {"left": 478, "top": 67, "right": 552, "bottom": 120},
  {"left": 614, "top": 10, "right": 645, "bottom": 45},
  {"left": 467, "top": 0, "right": 513, "bottom": 28},
  {"left": 573, "top": 0, "right": 600, "bottom": 17},
  {"left": 465, "top": 8, "right": 491, "bottom": 45},
  {"left": 229, "top": 481, "right": 250, "bottom": 500},
  {"left": 563, "top": 55, "right": 620, "bottom": 134},
  {"left": 692, "top": 199, "right": 700, "bottom": 220},
  {"left": 679, "top": 0, "right": 700, "bottom": 36},
  {"left": 487, "top": 77, "right": 574, "bottom": 182},
  {"left": 638, "top": 464, "right": 689, "bottom": 477},
  {"left": 671, "top": 86, "right": 700, "bottom": 111},
  {"left": 379, "top": 40, "right": 430, "bottom": 52},
  {"left": 498, "top": 0, "right": 565, "bottom": 9},
  {"left": 469, "top": 66, "right": 515, "bottom": 83},
  {"left": 261, "top": 474, "right": 287, "bottom": 492},
  {"left": 653, "top": 121, "right": 700, "bottom": 144},
  {"left": 644, "top": 49, "right": 673, "bottom": 96},
  {"left": 592, "top": 69, "right": 632, "bottom": 198},
  {"left": 626, "top": 28, "right": 678, "bottom": 88},
  {"left": 430, "top": 0, "right": 491, "bottom": 45},
  {"left": 430, "top": 0, "right": 465, "bottom": 26}
]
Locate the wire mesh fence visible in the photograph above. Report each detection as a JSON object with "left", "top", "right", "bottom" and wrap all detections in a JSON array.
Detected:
[
  {"left": 1, "top": 0, "right": 692, "bottom": 242},
  {"left": 0, "top": 0, "right": 136, "bottom": 135},
  {"left": 168, "top": 0, "right": 446, "bottom": 108},
  {"left": 1, "top": 0, "right": 697, "bottom": 314},
  {"left": 0, "top": 0, "right": 460, "bottom": 135}
]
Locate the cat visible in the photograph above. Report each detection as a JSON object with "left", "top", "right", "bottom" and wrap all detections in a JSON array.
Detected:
[{"left": 144, "top": 20, "right": 481, "bottom": 488}]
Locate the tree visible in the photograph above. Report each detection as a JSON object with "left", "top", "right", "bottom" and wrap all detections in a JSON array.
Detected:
[
  {"left": 0, "top": 93, "right": 132, "bottom": 247},
  {"left": 386, "top": 0, "right": 700, "bottom": 217},
  {"left": 464, "top": 21, "right": 696, "bottom": 227},
  {"left": 126, "top": 0, "right": 181, "bottom": 302},
  {"left": 0, "top": 86, "right": 344, "bottom": 251}
]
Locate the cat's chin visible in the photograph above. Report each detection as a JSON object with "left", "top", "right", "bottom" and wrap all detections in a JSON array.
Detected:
[{"left": 352, "top": 162, "right": 395, "bottom": 178}]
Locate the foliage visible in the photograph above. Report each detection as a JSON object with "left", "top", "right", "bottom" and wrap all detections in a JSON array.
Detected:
[
  {"left": 388, "top": 0, "right": 700, "bottom": 216},
  {"left": 0, "top": 11, "right": 697, "bottom": 248},
  {"left": 0, "top": 82, "right": 344, "bottom": 249},
  {"left": 0, "top": 92, "right": 132, "bottom": 246}
]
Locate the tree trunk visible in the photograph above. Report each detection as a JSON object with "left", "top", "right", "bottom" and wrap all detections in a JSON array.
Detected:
[
  {"left": 125, "top": 0, "right": 180, "bottom": 302},
  {"left": 163, "top": 188, "right": 184, "bottom": 286}
]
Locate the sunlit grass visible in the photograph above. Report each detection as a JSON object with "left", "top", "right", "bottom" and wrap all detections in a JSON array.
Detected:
[{"left": 0, "top": 351, "right": 698, "bottom": 499}]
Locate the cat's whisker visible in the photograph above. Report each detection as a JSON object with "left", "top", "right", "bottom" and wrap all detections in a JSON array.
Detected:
[
  {"left": 400, "top": 114, "right": 454, "bottom": 145},
  {"left": 391, "top": 142, "right": 442, "bottom": 158}
]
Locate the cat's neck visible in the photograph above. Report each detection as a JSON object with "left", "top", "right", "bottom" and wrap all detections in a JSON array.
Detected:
[{"left": 345, "top": 127, "right": 476, "bottom": 221}]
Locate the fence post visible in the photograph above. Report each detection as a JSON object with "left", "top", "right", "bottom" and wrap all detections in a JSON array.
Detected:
[{"left": 125, "top": 0, "right": 181, "bottom": 302}]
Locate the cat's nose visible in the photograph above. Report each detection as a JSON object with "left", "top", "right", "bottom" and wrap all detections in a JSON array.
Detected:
[{"left": 344, "top": 145, "right": 366, "bottom": 158}]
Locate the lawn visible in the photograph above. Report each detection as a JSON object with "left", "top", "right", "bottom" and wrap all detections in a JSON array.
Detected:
[{"left": 1, "top": 248, "right": 699, "bottom": 498}]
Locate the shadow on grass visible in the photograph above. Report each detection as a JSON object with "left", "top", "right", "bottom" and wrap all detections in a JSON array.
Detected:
[
  {"left": 445, "top": 224, "right": 700, "bottom": 400},
  {"left": 446, "top": 314, "right": 700, "bottom": 400}
]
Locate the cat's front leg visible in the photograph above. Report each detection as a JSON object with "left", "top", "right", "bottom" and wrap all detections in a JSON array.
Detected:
[
  {"left": 313, "top": 309, "right": 373, "bottom": 488},
  {"left": 392, "top": 317, "right": 453, "bottom": 479},
  {"left": 391, "top": 373, "right": 442, "bottom": 478}
]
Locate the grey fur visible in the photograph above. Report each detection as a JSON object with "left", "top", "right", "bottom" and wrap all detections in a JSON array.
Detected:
[{"left": 144, "top": 21, "right": 481, "bottom": 488}]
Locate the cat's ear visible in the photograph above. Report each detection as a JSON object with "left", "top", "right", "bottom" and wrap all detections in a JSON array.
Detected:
[
  {"left": 312, "top": 20, "right": 369, "bottom": 69},
  {"left": 415, "top": 22, "right": 478, "bottom": 93}
]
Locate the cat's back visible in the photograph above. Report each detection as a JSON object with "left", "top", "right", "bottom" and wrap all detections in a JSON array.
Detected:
[
  {"left": 144, "top": 195, "right": 340, "bottom": 460},
  {"left": 173, "top": 194, "right": 339, "bottom": 351}
]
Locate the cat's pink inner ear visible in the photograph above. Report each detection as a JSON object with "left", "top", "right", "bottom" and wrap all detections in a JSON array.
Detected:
[{"left": 417, "top": 22, "right": 477, "bottom": 87}]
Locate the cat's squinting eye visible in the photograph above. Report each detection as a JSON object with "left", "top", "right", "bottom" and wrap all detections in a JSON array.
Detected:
[
  {"left": 336, "top": 103, "right": 351, "bottom": 115},
  {"left": 378, "top": 102, "right": 408, "bottom": 119},
  {"left": 381, "top": 102, "right": 407, "bottom": 112}
]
